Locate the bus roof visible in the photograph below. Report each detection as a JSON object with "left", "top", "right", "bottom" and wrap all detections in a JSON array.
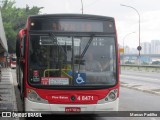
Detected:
[
  {"left": 28, "top": 14, "right": 114, "bottom": 21},
  {"left": 24, "top": 14, "right": 116, "bottom": 34}
]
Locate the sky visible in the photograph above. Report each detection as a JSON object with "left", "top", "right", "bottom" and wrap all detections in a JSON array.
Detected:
[{"left": 14, "top": 0, "right": 160, "bottom": 48}]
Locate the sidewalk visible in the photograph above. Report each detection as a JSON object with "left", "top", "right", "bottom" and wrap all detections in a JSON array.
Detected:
[{"left": 0, "top": 68, "right": 18, "bottom": 119}]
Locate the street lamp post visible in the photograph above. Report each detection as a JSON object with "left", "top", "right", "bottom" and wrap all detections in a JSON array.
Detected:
[
  {"left": 81, "top": 0, "right": 84, "bottom": 14},
  {"left": 122, "top": 32, "right": 135, "bottom": 64},
  {"left": 123, "top": 32, "right": 135, "bottom": 50},
  {"left": 120, "top": 4, "right": 141, "bottom": 57}
]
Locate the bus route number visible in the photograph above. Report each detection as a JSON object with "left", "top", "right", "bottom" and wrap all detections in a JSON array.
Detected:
[{"left": 77, "top": 96, "right": 94, "bottom": 101}]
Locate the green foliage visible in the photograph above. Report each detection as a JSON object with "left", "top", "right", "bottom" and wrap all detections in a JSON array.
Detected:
[{"left": 1, "top": 0, "right": 43, "bottom": 53}]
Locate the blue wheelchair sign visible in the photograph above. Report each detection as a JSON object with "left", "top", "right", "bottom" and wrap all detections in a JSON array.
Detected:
[{"left": 74, "top": 73, "right": 86, "bottom": 85}]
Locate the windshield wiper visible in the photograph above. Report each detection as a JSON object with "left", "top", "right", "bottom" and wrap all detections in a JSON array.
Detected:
[
  {"left": 76, "top": 35, "right": 94, "bottom": 73},
  {"left": 49, "top": 33, "right": 68, "bottom": 76},
  {"left": 80, "top": 35, "right": 94, "bottom": 58},
  {"left": 49, "top": 32, "right": 67, "bottom": 58}
]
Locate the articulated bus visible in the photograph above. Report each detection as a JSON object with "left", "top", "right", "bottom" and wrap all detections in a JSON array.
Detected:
[{"left": 16, "top": 14, "right": 120, "bottom": 113}]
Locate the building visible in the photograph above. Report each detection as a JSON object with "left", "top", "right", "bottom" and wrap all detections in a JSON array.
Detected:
[
  {"left": 141, "top": 42, "right": 151, "bottom": 54},
  {"left": 157, "top": 45, "right": 160, "bottom": 54},
  {"left": 151, "top": 40, "right": 160, "bottom": 54}
]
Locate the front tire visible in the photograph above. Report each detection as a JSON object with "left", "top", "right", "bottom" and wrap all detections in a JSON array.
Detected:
[{"left": 16, "top": 60, "right": 21, "bottom": 89}]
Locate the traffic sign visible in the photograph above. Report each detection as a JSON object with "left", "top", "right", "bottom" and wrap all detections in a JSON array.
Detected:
[
  {"left": 119, "top": 48, "right": 124, "bottom": 53},
  {"left": 137, "top": 46, "right": 142, "bottom": 51}
]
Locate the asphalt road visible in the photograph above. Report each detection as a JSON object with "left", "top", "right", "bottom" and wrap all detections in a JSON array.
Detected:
[
  {"left": 120, "top": 70, "right": 160, "bottom": 95},
  {"left": 121, "top": 70, "right": 160, "bottom": 84},
  {"left": 121, "top": 70, "right": 160, "bottom": 79},
  {"left": 11, "top": 69, "right": 160, "bottom": 120}
]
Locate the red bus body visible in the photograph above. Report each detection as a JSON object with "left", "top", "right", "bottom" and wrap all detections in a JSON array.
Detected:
[{"left": 16, "top": 14, "right": 120, "bottom": 113}]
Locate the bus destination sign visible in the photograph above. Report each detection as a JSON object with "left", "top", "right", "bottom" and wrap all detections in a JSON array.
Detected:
[{"left": 29, "top": 19, "right": 115, "bottom": 33}]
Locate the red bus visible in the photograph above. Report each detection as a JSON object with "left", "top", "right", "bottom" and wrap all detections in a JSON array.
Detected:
[{"left": 16, "top": 14, "right": 120, "bottom": 113}]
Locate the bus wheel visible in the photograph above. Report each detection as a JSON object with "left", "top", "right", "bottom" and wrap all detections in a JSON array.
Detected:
[
  {"left": 16, "top": 64, "right": 21, "bottom": 89},
  {"left": 20, "top": 69, "right": 24, "bottom": 100},
  {"left": 17, "top": 84, "right": 20, "bottom": 89},
  {"left": 22, "top": 98, "right": 25, "bottom": 112}
]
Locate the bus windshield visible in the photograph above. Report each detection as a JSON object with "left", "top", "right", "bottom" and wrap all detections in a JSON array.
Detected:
[
  {"left": 12, "top": 57, "right": 16, "bottom": 61},
  {"left": 28, "top": 34, "right": 117, "bottom": 88}
]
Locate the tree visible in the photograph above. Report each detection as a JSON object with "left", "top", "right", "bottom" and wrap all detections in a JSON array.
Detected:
[{"left": 1, "top": 0, "right": 43, "bottom": 53}]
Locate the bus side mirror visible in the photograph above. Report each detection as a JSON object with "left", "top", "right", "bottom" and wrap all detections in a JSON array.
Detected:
[{"left": 16, "top": 38, "right": 20, "bottom": 58}]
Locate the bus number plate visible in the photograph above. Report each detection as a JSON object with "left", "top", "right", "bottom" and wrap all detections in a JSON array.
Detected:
[{"left": 65, "top": 107, "right": 81, "bottom": 112}]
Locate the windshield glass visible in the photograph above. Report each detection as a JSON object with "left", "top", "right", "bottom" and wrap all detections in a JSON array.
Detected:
[
  {"left": 28, "top": 34, "right": 117, "bottom": 87},
  {"left": 12, "top": 57, "right": 17, "bottom": 61}
]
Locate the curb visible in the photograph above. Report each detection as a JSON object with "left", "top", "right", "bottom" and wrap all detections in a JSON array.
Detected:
[
  {"left": 0, "top": 68, "right": 19, "bottom": 120},
  {"left": 9, "top": 68, "right": 18, "bottom": 111},
  {"left": 121, "top": 83, "right": 160, "bottom": 96}
]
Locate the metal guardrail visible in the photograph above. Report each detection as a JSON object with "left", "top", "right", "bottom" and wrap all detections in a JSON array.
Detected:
[{"left": 120, "top": 64, "right": 160, "bottom": 72}]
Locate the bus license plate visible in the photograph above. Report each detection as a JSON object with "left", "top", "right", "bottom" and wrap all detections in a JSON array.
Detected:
[{"left": 65, "top": 107, "right": 81, "bottom": 112}]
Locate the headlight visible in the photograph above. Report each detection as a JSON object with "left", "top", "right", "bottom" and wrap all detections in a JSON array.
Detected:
[
  {"left": 27, "top": 89, "right": 48, "bottom": 103},
  {"left": 97, "top": 89, "right": 118, "bottom": 104},
  {"left": 108, "top": 92, "right": 116, "bottom": 100},
  {"left": 28, "top": 91, "right": 38, "bottom": 100}
]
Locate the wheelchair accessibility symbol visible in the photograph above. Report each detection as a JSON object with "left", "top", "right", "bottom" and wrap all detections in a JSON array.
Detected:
[{"left": 76, "top": 74, "right": 85, "bottom": 84}]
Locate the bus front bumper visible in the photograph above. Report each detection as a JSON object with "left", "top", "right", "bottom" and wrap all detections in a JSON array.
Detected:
[{"left": 25, "top": 98, "right": 119, "bottom": 113}]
